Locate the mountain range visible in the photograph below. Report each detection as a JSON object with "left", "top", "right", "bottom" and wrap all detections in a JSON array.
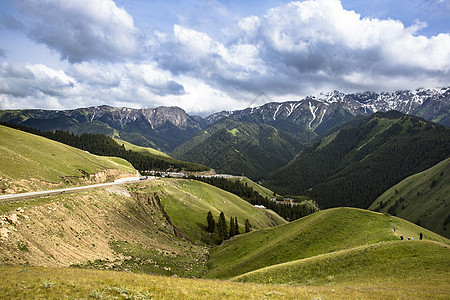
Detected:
[{"left": 1, "top": 87, "right": 448, "bottom": 153}]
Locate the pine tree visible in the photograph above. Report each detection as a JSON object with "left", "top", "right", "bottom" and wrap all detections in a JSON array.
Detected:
[
  {"left": 206, "top": 211, "right": 215, "bottom": 233},
  {"left": 217, "top": 212, "right": 227, "bottom": 242},
  {"left": 234, "top": 217, "right": 239, "bottom": 235},
  {"left": 245, "top": 219, "right": 251, "bottom": 233},
  {"left": 229, "top": 216, "right": 235, "bottom": 238}
]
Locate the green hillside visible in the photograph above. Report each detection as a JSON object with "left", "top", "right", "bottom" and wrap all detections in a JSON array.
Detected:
[
  {"left": 0, "top": 125, "right": 137, "bottom": 193},
  {"left": 136, "top": 178, "right": 286, "bottom": 243},
  {"left": 205, "top": 207, "right": 448, "bottom": 279},
  {"left": 265, "top": 112, "right": 450, "bottom": 209},
  {"left": 1, "top": 122, "right": 210, "bottom": 174},
  {"left": 113, "top": 138, "right": 170, "bottom": 157},
  {"left": 370, "top": 157, "right": 450, "bottom": 238},
  {"left": 233, "top": 240, "right": 449, "bottom": 286},
  {"left": 171, "top": 118, "right": 303, "bottom": 180}
]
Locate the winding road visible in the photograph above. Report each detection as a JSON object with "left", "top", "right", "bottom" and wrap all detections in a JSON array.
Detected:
[{"left": 0, "top": 177, "right": 148, "bottom": 202}]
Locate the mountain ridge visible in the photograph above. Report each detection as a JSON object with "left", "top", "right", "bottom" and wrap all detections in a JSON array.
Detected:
[{"left": 0, "top": 87, "right": 448, "bottom": 152}]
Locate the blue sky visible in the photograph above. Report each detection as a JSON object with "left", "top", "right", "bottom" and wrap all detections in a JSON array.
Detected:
[{"left": 0, "top": 0, "right": 449, "bottom": 115}]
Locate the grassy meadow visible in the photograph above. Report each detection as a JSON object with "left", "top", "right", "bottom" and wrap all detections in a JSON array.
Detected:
[
  {"left": 2, "top": 265, "right": 448, "bottom": 299},
  {"left": 0, "top": 178, "right": 285, "bottom": 276},
  {"left": 233, "top": 240, "right": 449, "bottom": 286},
  {"left": 1, "top": 124, "right": 449, "bottom": 299},
  {"left": 130, "top": 178, "right": 286, "bottom": 243}
]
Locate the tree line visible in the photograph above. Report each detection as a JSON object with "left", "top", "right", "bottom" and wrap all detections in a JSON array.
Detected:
[{"left": 192, "top": 176, "right": 319, "bottom": 221}]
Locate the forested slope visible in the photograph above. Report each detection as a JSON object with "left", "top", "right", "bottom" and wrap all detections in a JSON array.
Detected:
[{"left": 172, "top": 118, "right": 303, "bottom": 180}]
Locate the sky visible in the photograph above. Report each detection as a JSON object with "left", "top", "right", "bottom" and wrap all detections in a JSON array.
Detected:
[{"left": 0, "top": 0, "right": 449, "bottom": 116}]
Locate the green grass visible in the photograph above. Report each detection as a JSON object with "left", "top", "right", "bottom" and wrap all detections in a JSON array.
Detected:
[
  {"left": 233, "top": 240, "right": 450, "bottom": 286},
  {"left": 0, "top": 125, "right": 136, "bottom": 185},
  {"left": 370, "top": 157, "right": 450, "bottom": 238},
  {"left": 234, "top": 177, "right": 276, "bottom": 198},
  {"left": 113, "top": 138, "right": 170, "bottom": 157},
  {"left": 227, "top": 128, "right": 239, "bottom": 136},
  {"left": 0, "top": 179, "right": 448, "bottom": 298},
  {"left": 136, "top": 179, "right": 286, "bottom": 244},
  {"left": 1, "top": 265, "right": 449, "bottom": 299},
  {"left": 205, "top": 207, "right": 448, "bottom": 279}
]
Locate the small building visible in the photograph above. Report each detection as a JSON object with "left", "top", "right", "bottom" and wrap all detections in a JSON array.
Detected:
[{"left": 283, "top": 198, "right": 294, "bottom": 205}]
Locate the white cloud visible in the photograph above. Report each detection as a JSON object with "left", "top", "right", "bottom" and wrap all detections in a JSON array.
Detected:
[
  {"left": 0, "top": 61, "right": 187, "bottom": 110},
  {"left": 14, "top": 0, "right": 139, "bottom": 63}
]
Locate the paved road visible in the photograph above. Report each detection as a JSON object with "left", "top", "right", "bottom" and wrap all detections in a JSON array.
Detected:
[{"left": 0, "top": 177, "right": 147, "bottom": 202}]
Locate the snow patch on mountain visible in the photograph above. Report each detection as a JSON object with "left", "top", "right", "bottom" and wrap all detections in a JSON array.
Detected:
[{"left": 308, "top": 101, "right": 319, "bottom": 129}]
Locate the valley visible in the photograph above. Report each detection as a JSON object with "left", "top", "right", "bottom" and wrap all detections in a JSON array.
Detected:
[{"left": 0, "top": 94, "right": 449, "bottom": 299}]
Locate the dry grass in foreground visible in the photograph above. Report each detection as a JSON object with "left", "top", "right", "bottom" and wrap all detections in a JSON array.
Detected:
[{"left": 0, "top": 265, "right": 448, "bottom": 299}]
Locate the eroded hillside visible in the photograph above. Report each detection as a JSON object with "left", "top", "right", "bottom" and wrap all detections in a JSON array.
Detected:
[{"left": 0, "top": 179, "right": 284, "bottom": 277}]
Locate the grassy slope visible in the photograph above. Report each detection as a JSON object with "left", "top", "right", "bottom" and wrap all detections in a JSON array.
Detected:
[
  {"left": 233, "top": 240, "right": 449, "bottom": 286},
  {"left": 139, "top": 179, "right": 286, "bottom": 243},
  {"left": 113, "top": 138, "right": 170, "bottom": 157},
  {"left": 369, "top": 157, "right": 450, "bottom": 238},
  {"left": 2, "top": 265, "right": 449, "bottom": 299},
  {"left": 205, "top": 207, "right": 448, "bottom": 279},
  {"left": 0, "top": 125, "right": 136, "bottom": 187}
]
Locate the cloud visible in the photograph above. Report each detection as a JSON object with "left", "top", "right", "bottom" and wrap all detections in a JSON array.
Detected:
[
  {"left": 148, "top": 0, "right": 450, "bottom": 106},
  {"left": 14, "top": 0, "right": 140, "bottom": 63},
  {"left": 1, "top": 0, "right": 449, "bottom": 115},
  {"left": 0, "top": 61, "right": 189, "bottom": 110},
  {"left": 0, "top": 14, "right": 24, "bottom": 31}
]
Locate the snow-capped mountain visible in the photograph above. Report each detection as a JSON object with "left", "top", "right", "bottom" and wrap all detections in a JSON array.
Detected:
[{"left": 206, "top": 87, "right": 450, "bottom": 135}]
